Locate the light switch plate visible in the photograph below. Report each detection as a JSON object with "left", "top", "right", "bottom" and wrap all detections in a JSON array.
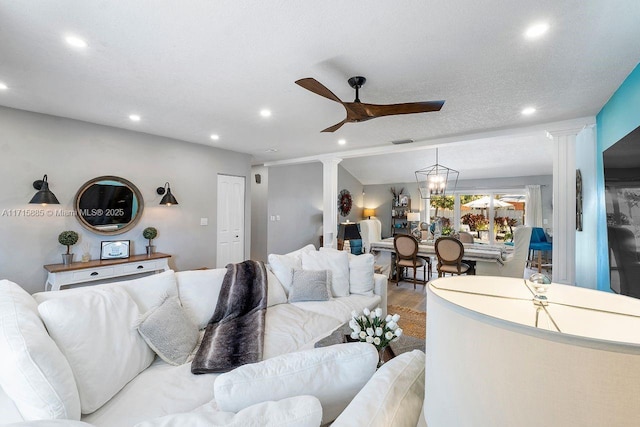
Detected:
[{"left": 200, "top": 218, "right": 208, "bottom": 226}]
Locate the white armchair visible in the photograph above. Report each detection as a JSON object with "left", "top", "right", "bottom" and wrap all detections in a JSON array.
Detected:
[
  {"left": 475, "top": 226, "right": 532, "bottom": 278},
  {"left": 359, "top": 219, "right": 382, "bottom": 253}
]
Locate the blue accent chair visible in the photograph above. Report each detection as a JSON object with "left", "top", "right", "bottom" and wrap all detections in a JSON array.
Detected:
[{"left": 528, "top": 227, "right": 552, "bottom": 272}]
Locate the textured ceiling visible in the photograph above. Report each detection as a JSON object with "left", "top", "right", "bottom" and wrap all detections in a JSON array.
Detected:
[
  {"left": 0, "top": 1, "right": 638, "bottom": 167},
  {"left": 340, "top": 133, "right": 554, "bottom": 185}
]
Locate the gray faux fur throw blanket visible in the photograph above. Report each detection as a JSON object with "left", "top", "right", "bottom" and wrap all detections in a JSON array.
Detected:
[{"left": 191, "top": 260, "right": 268, "bottom": 374}]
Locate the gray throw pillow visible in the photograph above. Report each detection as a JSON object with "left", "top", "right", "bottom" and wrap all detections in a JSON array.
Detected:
[
  {"left": 137, "top": 296, "right": 199, "bottom": 366},
  {"left": 288, "top": 270, "right": 331, "bottom": 302}
]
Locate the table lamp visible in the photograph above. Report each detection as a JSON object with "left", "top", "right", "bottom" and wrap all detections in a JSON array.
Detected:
[
  {"left": 407, "top": 212, "right": 420, "bottom": 238},
  {"left": 363, "top": 208, "right": 376, "bottom": 219}
]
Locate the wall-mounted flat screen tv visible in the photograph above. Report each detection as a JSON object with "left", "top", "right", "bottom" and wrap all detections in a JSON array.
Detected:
[{"left": 604, "top": 125, "right": 640, "bottom": 298}]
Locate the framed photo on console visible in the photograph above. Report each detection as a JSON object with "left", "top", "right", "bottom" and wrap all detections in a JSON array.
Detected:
[{"left": 100, "top": 240, "right": 131, "bottom": 260}]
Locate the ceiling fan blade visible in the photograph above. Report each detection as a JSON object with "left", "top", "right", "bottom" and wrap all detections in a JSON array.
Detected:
[
  {"left": 295, "top": 78, "right": 343, "bottom": 104},
  {"left": 321, "top": 120, "right": 347, "bottom": 133},
  {"left": 361, "top": 101, "right": 445, "bottom": 118}
]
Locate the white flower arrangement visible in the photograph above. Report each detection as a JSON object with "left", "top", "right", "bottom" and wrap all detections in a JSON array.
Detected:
[{"left": 349, "top": 307, "right": 402, "bottom": 351}]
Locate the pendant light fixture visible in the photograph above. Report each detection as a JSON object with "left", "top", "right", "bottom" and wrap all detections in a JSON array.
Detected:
[
  {"left": 415, "top": 148, "right": 459, "bottom": 199},
  {"left": 29, "top": 174, "right": 60, "bottom": 205}
]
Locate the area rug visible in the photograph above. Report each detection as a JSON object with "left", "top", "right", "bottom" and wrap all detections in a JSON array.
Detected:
[{"left": 388, "top": 305, "right": 426, "bottom": 340}]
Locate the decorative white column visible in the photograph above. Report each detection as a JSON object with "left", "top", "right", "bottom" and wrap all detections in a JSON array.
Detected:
[
  {"left": 548, "top": 128, "right": 581, "bottom": 285},
  {"left": 321, "top": 158, "right": 342, "bottom": 248}
]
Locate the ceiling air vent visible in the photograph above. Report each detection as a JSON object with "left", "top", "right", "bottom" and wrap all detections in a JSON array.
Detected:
[{"left": 391, "top": 139, "right": 414, "bottom": 145}]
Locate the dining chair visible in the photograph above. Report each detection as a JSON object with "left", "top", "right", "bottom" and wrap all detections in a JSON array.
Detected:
[
  {"left": 393, "top": 234, "right": 429, "bottom": 289},
  {"left": 458, "top": 231, "right": 475, "bottom": 244},
  {"left": 435, "top": 237, "right": 470, "bottom": 278},
  {"left": 476, "top": 226, "right": 532, "bottom": 278},
  {"left": 528, "top": 227, "right": 552, "bottom": 272}
]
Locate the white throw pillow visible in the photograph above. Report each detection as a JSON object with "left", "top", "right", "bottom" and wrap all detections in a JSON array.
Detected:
[
  {"left": 215, "top": 342, "right": 377, "bottom": 424},
  {"left": 267, "top": 253, "right": 298, "bottom": 294},
  {"left": 132, "top": 396, "right": 322, "bottom": 427},
  {"left": 348, "top": 253, "right": 375, "bottom": 296},
  {"left": 137, "top": 296, "right": 199, "bottom": 366},
  {"left": 305, "top": 248, "right": 350, "bottom": 297},
  {"left": 0, "top": 280, "right": 81, "bottom": 421},
  {"left": 332, "top": 350, "right": 426, "bottom": 427},
  {"left": 267, "top": 244, "right": 316, "bottom": 294},
  {"left": 266, "top": 268, "right": 288, "bottom": 307},
  {"left": 175, "top": 269, "right": 227, "bottom": 329},
  {"left": 37, "top": 287, "right": 155, "bottom": 414},
  {"left": 33, "top": 270, "right": 178, "bottom": 314}
]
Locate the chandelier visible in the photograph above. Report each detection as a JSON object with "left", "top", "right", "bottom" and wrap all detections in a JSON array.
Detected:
[{"left": 415, "top": 148, "right": 459, "bottom": 199}]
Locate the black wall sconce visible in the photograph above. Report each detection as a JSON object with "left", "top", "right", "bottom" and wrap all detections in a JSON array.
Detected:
[
  {"left": 29, "top": 174, "right": 60, "bottom": 205},
  {"left": 156, "top": 182, "right": 179, "bottom": 206}
]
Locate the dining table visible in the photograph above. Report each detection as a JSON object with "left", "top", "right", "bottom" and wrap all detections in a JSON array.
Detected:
[{"left": 369, "top": 237, "right": 508, "bottom": 280}]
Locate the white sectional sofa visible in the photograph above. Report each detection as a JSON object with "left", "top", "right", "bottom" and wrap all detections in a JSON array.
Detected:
[{"left": 0, "top": 245, "right": 406, "bottom": 426}]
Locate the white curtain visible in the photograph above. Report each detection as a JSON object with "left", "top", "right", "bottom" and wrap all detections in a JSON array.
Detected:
[{"left": 525, "top": 185, "right": 543, "bottom": 227}]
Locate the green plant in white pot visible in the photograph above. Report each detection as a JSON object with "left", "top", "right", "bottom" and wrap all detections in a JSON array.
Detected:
[
  {"left": 143, "top": 227, "right": 158, "bottom": 256},
  {"left": 58, "top": 231, "right": 79, "bottom": 265}
]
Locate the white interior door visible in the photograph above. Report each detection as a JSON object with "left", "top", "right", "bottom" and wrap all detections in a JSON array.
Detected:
[{"left": 217, "top": 174, "right": 245, "bottom": 267}]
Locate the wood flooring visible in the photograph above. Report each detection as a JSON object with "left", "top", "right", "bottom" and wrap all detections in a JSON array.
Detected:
[{"left": 387, "top": 279, "right": 427, "bottom": 312}]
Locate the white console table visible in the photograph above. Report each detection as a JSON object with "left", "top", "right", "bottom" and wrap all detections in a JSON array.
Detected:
[{"left": 43, "top": 253, "right": 171, "bottom": 291}]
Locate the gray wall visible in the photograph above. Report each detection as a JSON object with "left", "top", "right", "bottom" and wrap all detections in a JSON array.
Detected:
[
  {"left": 250, "top": 165, "right": 268, "bottom": 262},
  {"left": 0, "top": 106, "right": 251, "bottom": 294},
  {"left": 266, "top": 162, "right": 323, "bottom": 255},
  {"left": 362, "top": 182, "right": 422, "bottom": 239},
  {"left": 338, "top": 165, "right": 364, "bottom": 223},
  {"left": 363, "top": 175, "right": 553, "bottom": 239}
]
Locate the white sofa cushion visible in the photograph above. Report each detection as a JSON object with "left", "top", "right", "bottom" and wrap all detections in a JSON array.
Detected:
[
  {"left": 291, "top": 294, "right": 381, "bottom": 323},
  {"left": 176, "top": 267, "right": 287, "bottom": 330},
  {"left": 266, "top": 268, "right": 288, "bottom": 307},
  {"left": 332, "top": 350, "right": 426, "bottom": 427},
  {"left": 305, "top": 248, "right": 350, "bottom": 297},
  {"left": 267, "top": 244, "right": 316, "bottom": 294},
  {"left": 37, "top": 287, "right": 155, "bottom": 414},
  {"left": 175, "top": 269, "right": 226, "bottom": 329},
  {"left": 33, "top": 269, "right": 178, "bottom": 314},
  {"left": 215, "top": 342, "right": 378, "bottom": 424},
  {"left": 137, "top": 296, "right": 199, "bottom": 366},
  {"left": 132, "top": 396, "right": 322, "bottom": 427},
  {"left": 0, "top": 280, "right": 81, "bottom": 421},
  {"left": 81, "top": 359, "right": 216, "bottom": 427},
  {"left": 348, "top": 253, "right": 375, "bottom": 296},
  {"left": 262, "top": 304, "right": 342, "bottom": 359}
]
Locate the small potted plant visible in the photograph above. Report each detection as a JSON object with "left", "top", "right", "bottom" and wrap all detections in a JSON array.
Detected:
[
  {"left": 143, "top": 227, "right": 158, "bottom": 256},
  {"left": 58, "top": 231, "right": 79, "bottom": 265}
]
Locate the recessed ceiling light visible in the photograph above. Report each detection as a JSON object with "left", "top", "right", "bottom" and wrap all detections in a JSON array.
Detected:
[
  {"left": 260, "top": 109, "right": 272, "bottom": 118},
  {"left": 65, "top": 35, "right": 88, "bottom": 48},
  {"left": 338, "top": 139, "right": 347, "bottom": 145},
  {"left": 524, "top": 22, "right": 549, "bottom": 39},
  {"left": 265, "top": 148, "right": 278, "bottom": 152},
  {"left": 0, "top": 82, "right": 7, "bottom": 90},
  {"left": 129, "top": 114, "right": 141, "bottom": 122},
  {"left": 210, "top": 134, "right": 220, "bottom": 141},
  {"left": 521, "top": 107, "right": 536, "bottom": 116}
]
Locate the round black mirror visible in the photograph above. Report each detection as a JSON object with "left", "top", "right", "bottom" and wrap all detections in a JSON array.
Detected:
[{"left": 74, "top": 176, "right": 144, "bottom": 235}]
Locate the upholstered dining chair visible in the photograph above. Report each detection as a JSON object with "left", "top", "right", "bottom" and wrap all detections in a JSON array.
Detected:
[
  {"left": 458, "top": 231, "right": 475, "bottom": 244},
  {"left": 393, "top": 234, "right": 428, "bottom": 289},
  {"left": 435, "top": 237, "right": 470, "bottom": 278},
  {"left": 476, "top": 226, "right": 532, "bottom": 278},
  {"left": 359, "top": 219, "right": 382, "bottom": 253},
  {"left": 528, "top": 227, "right": 552, "bottom": 272}
]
